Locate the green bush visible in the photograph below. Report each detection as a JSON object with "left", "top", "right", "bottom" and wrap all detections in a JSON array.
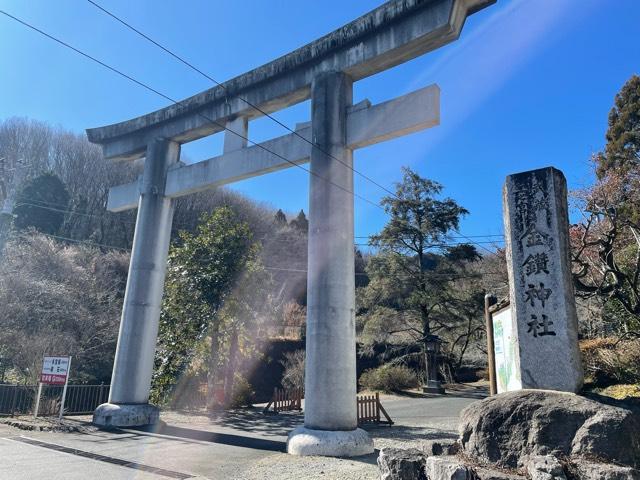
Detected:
[
  {"left": 229, "top": 375, "right": 255, "bottom": 408},
  {"left": 359, "top": 364, "right": 419, "bottom": 393}
]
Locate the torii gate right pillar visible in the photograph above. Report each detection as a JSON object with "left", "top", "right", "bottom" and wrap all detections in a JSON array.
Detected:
[{"left": 287, "top": 71, "right": 373, "bottom": 456}]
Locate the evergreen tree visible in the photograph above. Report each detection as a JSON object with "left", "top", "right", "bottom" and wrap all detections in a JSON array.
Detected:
[
  {"left": 13, "top": 173, "right": 70, "bottom": 235},
  {"left": 290, "top": 209, "right": 309, "bottom": 232},
  {"left": 595, "top": 75, "right": 640, "bottom": 178},
  {"left": 360, "top": 167, "right": 479, "bottom": 385},
  {"left": 354, "top": 248, "right": 369, "bottom": 288},
  {"left": 153, "top": 207, "right": 266, "bottom": 407},
  {"left": 571, "top": 76, "right": 640, "bottom": 333},
  {"left": 274, "top": 208, "right": 287, "bottom": 227}
]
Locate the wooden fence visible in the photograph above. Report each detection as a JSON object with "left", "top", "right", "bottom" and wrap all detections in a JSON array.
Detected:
[
  {"left": 263, "top": 387, "right": 303, "bottom": 413},
  {"left": 357, "top": 392, "right": 393, "bottom": 425}
]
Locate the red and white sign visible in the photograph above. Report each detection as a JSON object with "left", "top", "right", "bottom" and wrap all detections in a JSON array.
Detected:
[{"left": 40, "top": 356, "right": 70, "bottom": 385}]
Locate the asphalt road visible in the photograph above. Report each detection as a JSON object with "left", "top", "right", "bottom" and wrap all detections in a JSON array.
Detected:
[{"left": 0, "top": 386, "right": 486, "bottom": 480}]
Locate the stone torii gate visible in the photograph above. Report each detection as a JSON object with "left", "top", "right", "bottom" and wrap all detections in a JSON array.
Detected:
[{"left": 88, "top": 0, "right": 493, "bottom": 457}]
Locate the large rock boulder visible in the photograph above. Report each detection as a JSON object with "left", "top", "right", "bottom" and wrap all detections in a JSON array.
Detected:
[{"left": 459, "top": 390, "right": 640, "bottom": 469}]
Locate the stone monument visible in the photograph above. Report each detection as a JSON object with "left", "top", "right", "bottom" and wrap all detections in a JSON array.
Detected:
[{"left": 502, "top": 167, "right": 583, "bottom": 393}]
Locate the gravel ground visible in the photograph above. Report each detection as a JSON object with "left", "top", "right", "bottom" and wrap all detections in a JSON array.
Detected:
[
  {"left": 241, "top": 452, "right": 379, "bottom": 480},
  {"left": 0, "top": 415, "right": 98, "bottom": 433},
  {"left": 239, "top": 426, "right": 458, "bottom": 480},
  {"left": 158, "top": 386, "right": 484, "bottom": 480}
]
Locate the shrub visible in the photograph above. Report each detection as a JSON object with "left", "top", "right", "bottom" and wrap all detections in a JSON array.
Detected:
[
  {"left": 229, "top": 375, "right": 255, "bottom": 408},
  {"left": 580, "top": 337, "right": 640, "bottom": 385},
  {"left": 359, "top": 364, "right": 419, "bottom": 393}
]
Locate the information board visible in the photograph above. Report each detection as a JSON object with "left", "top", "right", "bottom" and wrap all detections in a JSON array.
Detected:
[
  {"left": 40, "top": 356, "right": 71, "bottom": 385},
  {"left": 492, "top": 306, "right": 522, "bottom": 393}
]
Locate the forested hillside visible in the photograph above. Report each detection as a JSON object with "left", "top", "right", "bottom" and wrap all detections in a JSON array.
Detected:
[
  {"left": 0, "top": 117, "right": 311, "bottom": 389},
  {"left": 1, "top": 113, "right": 584, "bottom": 405}
]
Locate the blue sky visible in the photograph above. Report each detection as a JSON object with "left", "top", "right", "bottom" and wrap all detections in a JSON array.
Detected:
[{"left": 1, "top": 0, "right": 639, "bottom": 247}]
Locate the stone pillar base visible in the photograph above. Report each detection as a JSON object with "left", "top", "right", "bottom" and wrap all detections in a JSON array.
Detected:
[
  {"left": 93, "top": 403, "right": 159, "bottom": 428},
  {"left": 423, "top": 381, "right": 445, "bottom": 394},
  {"left": 287, "top": 426, "right": 374, "bottom": 457}
]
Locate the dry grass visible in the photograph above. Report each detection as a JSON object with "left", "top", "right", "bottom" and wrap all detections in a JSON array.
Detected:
[
  {"left": 580, "top": 337, "right": 640, "bottom": 385},
  {"left": 596, "top": 384, "right": 640, "bottom": 400}
]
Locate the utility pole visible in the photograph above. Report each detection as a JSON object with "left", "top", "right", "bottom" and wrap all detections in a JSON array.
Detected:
[
  {"left": 0, "top": 157, "right": 25, "bottom": 258},
  {"left": 0, "top": 156, "right": 10, "bottom": 257}
]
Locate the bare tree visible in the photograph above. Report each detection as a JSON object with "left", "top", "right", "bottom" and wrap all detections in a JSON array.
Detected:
[{"left": 0, "top": 233, "right": 128, "bottom": 382}]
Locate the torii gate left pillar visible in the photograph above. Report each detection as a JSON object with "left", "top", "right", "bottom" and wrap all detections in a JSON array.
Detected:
[{"left": 93, "top": 138, "right": 179, "bottom": 427}]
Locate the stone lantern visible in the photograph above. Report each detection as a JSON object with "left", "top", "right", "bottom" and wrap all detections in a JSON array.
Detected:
[{"left": 423, "top": 335, "right": 445, "bottom": 394}]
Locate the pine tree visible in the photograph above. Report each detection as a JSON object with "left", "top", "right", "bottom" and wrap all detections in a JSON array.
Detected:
[
  {"left": 290, "top": 209, "right": 309, "bottom": 232},
  {"left": 361, "top": 167, "right": 479, "bottom": 387},
  {"left": 595, "top": 75, "right": 640, "bottom": 178},
  {"left": 274, "top": 208, "right": 287, "bottom": 227}
]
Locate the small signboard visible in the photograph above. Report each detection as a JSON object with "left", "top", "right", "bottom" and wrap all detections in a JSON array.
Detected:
[
  {"left": 492, "top": 305, "right": 522, "bottom": 393},
  {"left": 40, "top": 356, "right": 71, "bottom": 385}
]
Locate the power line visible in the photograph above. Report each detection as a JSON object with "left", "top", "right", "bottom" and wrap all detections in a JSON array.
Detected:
[
  {"left": 17, "top": 231, "right": 130, "bottom": 251},
  {"left": 14, "top": 200, "right": 138, "bottom": 226},
  {"left": 355, "top": 234, "right": 504, "bottom": 239},
  {"left": 0, "top": 9, "right": 502, "bottom": 257},
  {"left": 82, "top": 0, "right": 501, "bottom": 257},
  {"left": 263, "top": 265, "right": 505, "bottom": 279},
  {"left": 12, "top": 230, "right": 508, "bottom": 280},
  {"left": 84, "top": 0, "right": 399, "bottom": 200},
  {"left": 0, "top": 9, "right": 382, "bottom": 213},
  {"left": 13, "top": 200, "right": 501, "bottom": 249},
  {"left": 359, "top": 240, "right": 504, "bottom": 246}
]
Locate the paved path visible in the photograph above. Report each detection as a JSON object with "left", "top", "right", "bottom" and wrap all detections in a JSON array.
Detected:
[{"left": 0, "top": 385, "right": 487, "bottom": 480}]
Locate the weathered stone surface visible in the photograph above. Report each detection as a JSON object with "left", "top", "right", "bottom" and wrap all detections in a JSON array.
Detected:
[
  {"left": 526, "top": 455, "right": 566, "bottom": 480},
  {"left": 286, "top": 426, "right": 373, "bottom": 457},
  {"left": 459, "top": 390, "right": 640, "bottom": 469},
  {"left": 502, "top": 167, "right": 584, "bottom": 393},
  {"left": 93, "top": 403, "right": 160, "bottom": 428},
  {"left": 423, "top": 439, "right": 460, "bottom": 457},
  {"left": 475, "top": 467, "right": 525, "bottom": 480},
  {"left": 572, "top": 460, "right": 640, "bottom": 480},
  {"left": 425, "top": 456, "right": 474, "bottom": 480},
  {"left": 377, "top": 447, "right": 427, "bottom": 480}
]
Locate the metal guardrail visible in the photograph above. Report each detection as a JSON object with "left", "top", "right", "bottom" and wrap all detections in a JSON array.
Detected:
[{"left": 0, "top": 384, "right": 109, "bottom": 417}]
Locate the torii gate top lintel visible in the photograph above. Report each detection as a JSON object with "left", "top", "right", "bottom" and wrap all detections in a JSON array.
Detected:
[{"left": 86, "top": 0, "right": 493, "bottom": 161}]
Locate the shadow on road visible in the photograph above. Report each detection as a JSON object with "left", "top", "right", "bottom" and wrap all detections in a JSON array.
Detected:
[
  {"left": 133, "top": 423, "right": 287, "bottom": 452},
  {"left": 162, "top": 408, "right": 303, "bottom": 437},
  {"left": 365, "top": 424, "right": 458, "bottom": 442},
  {"left": 393, "top": 383, "right": 489, "bottom": 400}
]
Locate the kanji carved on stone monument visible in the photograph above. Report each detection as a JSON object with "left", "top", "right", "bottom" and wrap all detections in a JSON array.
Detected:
[{"left": 503, "top": 167, "right": 583, "bottom": 393}]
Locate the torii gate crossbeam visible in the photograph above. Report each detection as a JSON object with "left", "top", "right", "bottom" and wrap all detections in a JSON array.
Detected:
[{"left": 87, "top": 0, "right": 494, "bottom": 457}]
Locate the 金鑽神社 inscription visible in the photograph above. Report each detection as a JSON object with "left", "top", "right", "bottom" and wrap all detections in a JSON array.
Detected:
[
  {"left": 513, "top": 173, "right": 556, "bottom": 338},
  {"left": 503, "top": 167, "right": 583, "bottom": 392}
]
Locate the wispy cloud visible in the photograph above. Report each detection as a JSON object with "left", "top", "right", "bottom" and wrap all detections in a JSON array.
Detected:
[{"left": 399, "top": 0, "right": 597, "bottom": 164}]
